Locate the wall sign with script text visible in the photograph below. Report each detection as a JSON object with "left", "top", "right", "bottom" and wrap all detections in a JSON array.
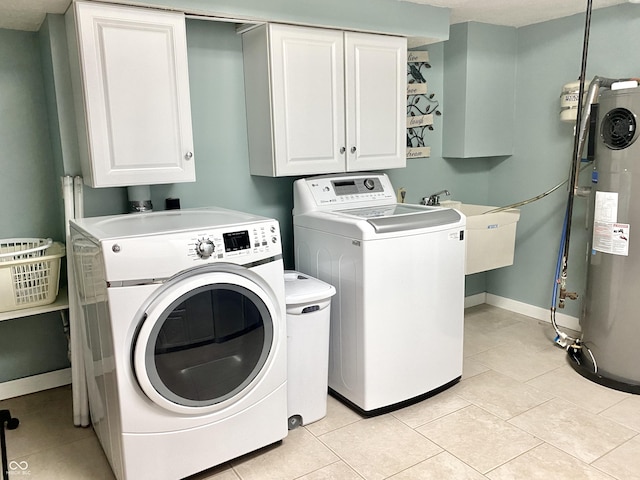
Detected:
[{"left": 406, "top": 51, "right": 441, "bottom": 159}]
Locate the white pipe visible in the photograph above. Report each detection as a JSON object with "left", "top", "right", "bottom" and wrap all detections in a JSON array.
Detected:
[{"left": 62, "top": 175, "right": 90, "bottom": 427}]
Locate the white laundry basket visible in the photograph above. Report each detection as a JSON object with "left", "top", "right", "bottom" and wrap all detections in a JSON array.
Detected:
[
  {"left": 284, "top": 270, "right": 336, "bottom": 429},
  {"left": 0, "top": 238, "right": 65, "bottom": 312}
]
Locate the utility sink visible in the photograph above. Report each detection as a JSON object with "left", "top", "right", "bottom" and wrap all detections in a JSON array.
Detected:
[{"left": 441, "top": 202, "right": 520, "bottom": 275}]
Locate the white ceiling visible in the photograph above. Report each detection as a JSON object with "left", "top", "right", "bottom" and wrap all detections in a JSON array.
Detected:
[
  {"left": 0, "top": 0, "right": 633, "bottom": 32},
  {"left": 1, "top": 0, "right": 71, "bottom": 31},
  {"left": 407, "top": 0, "right": 630, "bottom": 27}
]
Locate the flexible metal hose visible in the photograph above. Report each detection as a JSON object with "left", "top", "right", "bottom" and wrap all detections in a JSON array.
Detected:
[{"left": 483, "top": 162, "right": 592, "bottom": 215}]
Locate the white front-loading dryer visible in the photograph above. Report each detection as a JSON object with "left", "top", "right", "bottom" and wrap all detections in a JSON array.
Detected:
[{"left": 70, "top": 207, "right": 287, "bottom": 480}]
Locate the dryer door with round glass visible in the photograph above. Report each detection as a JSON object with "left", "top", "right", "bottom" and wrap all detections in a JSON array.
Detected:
[{"left": 133, "top": 268, "right": 278, "bottom": 414}]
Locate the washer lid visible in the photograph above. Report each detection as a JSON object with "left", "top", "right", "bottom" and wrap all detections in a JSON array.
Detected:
[{"left": 336, "top": 205, "right": 462, "bottom": 234}]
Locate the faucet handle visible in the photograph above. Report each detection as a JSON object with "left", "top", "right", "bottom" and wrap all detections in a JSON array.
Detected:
[
  {"left": 422, "top": 189, "right": 450, "bottom": 206},
  {"left": 420, "top": 196, "right": 437, "bottom": 205}
]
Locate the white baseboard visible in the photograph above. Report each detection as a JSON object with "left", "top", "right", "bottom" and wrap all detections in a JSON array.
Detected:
[
  {"left": 464, "top": 293, "right": 487, "bottom": 309},
  {"left": 465, "top": 293, "right": 581, "bottom": 332},
  {"left": 0, "top": 368, "right": 71, "bottom": 401}
]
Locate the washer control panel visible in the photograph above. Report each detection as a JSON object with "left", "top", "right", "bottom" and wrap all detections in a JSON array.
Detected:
[{"left": 302, "top": 174, "right": 395, "bottom": 209}]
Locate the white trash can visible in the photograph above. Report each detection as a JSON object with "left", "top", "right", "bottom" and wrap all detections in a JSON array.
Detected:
[{"left": 284, "top": 270, "right": 336, "bottom": 429}]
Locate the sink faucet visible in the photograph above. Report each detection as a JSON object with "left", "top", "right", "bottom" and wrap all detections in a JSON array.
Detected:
[{"left": 421, "top": 190, "right": 450, "bottom": 206}]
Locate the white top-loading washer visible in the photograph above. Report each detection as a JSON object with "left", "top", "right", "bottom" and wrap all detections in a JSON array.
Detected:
[{"left": 293, "top": 173, "right": 466, "bottom": 415}]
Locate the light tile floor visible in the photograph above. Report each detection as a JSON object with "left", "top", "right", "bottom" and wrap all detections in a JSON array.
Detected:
[{"left": 2, "top": 304, "right": 640, "bottom": 479}]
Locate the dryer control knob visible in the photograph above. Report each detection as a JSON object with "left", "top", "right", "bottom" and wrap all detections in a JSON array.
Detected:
[
  {"left": 363, "top": 178, "right": 375, "bottom": 190},
  {"left": 196, "top": 239, "right": 215, "bottom": 259}
]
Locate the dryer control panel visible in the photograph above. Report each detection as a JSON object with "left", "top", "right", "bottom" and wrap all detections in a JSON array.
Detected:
[
  {"left": 190, "top": 221, "right": 280, "bottom": 261},
  {"left": 71, "top": 207, "right": 282, "bottom": 282},
  {"left": 293, "top": 173, "right": 396, "bottom": 214}
]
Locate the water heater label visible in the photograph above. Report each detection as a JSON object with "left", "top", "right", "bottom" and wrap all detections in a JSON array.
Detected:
[
  {"left": 594, "top": 191, "right": 618, "bottom": 223},
  {"left": 593, "top": 221, "right": 630, "bottom": 256}
]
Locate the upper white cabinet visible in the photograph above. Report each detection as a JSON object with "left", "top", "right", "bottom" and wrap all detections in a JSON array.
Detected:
[
  {"left": 442, "top": 22, "right": 516, "bottom": 158},
  {"left": 66, "top": 1, "right": 195, "bottom": 187},
  {"left": 242, "top": 24, "right": 407, "bottom": 177}
]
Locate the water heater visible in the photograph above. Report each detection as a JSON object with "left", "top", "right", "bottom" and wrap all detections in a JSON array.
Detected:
[{"left": 571, "top": 85, "right": 640, "bottom": 393}]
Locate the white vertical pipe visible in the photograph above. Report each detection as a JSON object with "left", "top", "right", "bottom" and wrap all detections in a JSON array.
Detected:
[
  {"left": 74, "top": 176, "right": 84, "bottom": 219},
  {"left": 63, "top": 175, "right": 90, "bottom": 427},
  {"left": 73, "top": 176, "right": 89, "bottom": 426},
  {"left": 62, "top": 176, "right": 74, "bottom": 237}
]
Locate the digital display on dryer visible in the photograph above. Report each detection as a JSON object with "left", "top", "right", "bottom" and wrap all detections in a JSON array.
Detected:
[{"left": 223, "top": 230, "right": 251, "bottom": 252}]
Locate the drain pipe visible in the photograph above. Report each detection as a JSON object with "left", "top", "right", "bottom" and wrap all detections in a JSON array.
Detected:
[
  {"left": 127, "top": 185, "right": 153, "bottom": 213},
  {"left": 556, "top": 0, "right": 593, "bottom": 314},
  {"left": 551, "top": 0, "right": 597, "bottom": 347}
]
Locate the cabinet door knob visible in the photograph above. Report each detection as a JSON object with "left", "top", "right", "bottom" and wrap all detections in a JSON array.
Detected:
[
  {"left": 184, "top": 151, "right": 193, "bottom": 160},
  {"left": 340, "top": 147, "right": 346, "bottom": 154},
  {"left": 350, "top": 146, "right": 357, "bottom": 154}
]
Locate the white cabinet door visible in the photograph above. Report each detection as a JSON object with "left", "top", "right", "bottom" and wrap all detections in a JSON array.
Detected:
[
  {"left": 243, "top": 24, "right": 406, "bottom": 177},
  {"left": 269, "top": 25, "right": 346, "bottom": 176},
  {"left": 69, "top": 1, "right": 195, "bottom": 187},
  {"left": 345, "top": 32, "right": 407, "bottom": 172}
]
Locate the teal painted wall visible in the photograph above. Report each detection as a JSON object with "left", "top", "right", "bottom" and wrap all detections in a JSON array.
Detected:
[
  {"left": 0, "top": 29, "right": 63, "bottom": 241},
  {"left": 391, "top": 4, "right": 640, "bottom": 311},
  {"left": 385, "top": 42, "right": 491, "bottom": 296},
  {"left": 151, "top": 20, "right": 297, "bottom": 266},
  {"left": 0, "top": 28, "right": 70, "bottom": 382},
  {"left": 112, "top": 0, "right": 450, "bottom": 43},
  {"left": 2, "top": 1, "right": 639, "bottom": 384},
  {"left": 1, "top": 0, "right": 450, "bottom": 384},
  {"left": 40, "top": 15, "right": 129, "bottom": 218},
  {"left": 485, "top": 4, "right": 640, "bottom": 319},
  {"left": 40, "top": 15, "right": 129, "bottom": 219},
  {"left": 442, "top": 22, "right": 516, "bottom": 158}
]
